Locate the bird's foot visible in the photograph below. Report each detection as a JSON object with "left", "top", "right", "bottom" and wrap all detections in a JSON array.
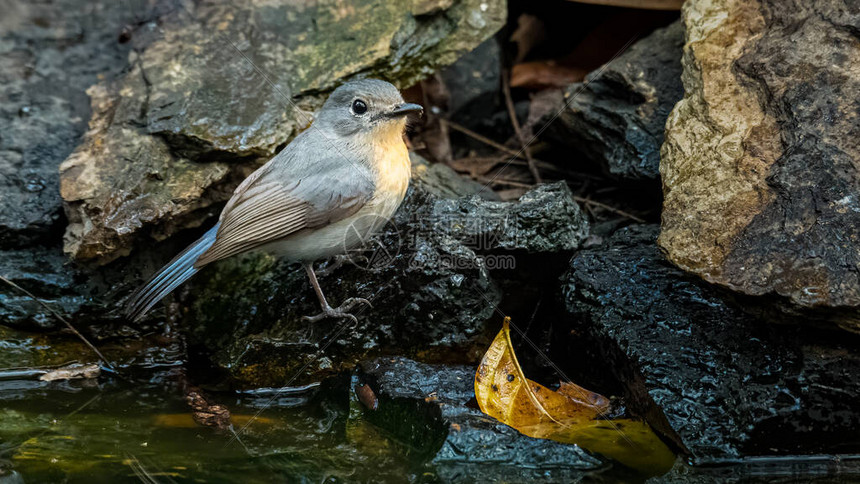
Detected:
[{"left": 302, "top": 298, "right": 372, "bottom": 324}]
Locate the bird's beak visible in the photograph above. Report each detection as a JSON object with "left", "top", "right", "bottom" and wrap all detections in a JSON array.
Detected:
[{"left": 386, "top": 103, "right": 423, "bottom": 118}]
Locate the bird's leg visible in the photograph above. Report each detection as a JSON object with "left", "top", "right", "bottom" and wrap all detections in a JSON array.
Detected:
[
  {"left": 315, "top": 255, "right": 346, "bottom": 277},
  {"left": 302, "top": 262, "right": 371, "bottom": 324}
]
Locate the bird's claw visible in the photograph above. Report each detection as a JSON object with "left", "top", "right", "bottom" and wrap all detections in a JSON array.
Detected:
[{"left": 302, "top": 298, "right": 372, "bottom": 324}]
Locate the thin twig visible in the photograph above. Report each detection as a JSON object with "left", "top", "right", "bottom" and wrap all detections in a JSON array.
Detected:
[
  {"left": 477, "top": 177, "right": 645, "bottom": 222},
  {"left": 502, "top": 70, "right": 542, "bottom": 183},
  {"left": 0, "top": 275, "right": 112, "bottom": 367},
  {"left": 477, "top": 34, "right": 641, "bottom": 191},
  {"left": 524, "top": 296, "right": 542, "bottom": 335},
  {"left": 476, "top": 176, "right": 535, "bottom": 189},
  {"left": 451, "top": 156, "right": 601, "bottom": 181},
  {"left": 441, "top": 119, "right": 540, "bottom": 163},
  {"left": 572, "top": 196, "right": 646, "bottom": 223}
]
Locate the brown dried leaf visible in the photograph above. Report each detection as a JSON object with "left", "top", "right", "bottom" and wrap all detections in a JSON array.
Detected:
[
  {"left": 510, "top": 61, "right": 588, "bottom": 90},
  {"left": 475, "top": 318, "right": 675, "bottom": 476},
  {"left": 566, "top": 0, "right": 682, "bottom": 10},
  {"left": 510, "top": 14, "right": 547, "bottom": 64},
  {"left": 448, "top": 157, "right": 504, "bottom": 178},
  {"left": 416, "top": 75, "right": 452, "bottom": 164},
  {"left": 186, "top": 391, "right": 231, "bottom": 430},
  {"left": 475, "top": 318, "right": 609, "bottom": 437}
]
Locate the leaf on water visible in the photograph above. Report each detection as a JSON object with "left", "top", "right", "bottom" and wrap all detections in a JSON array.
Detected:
[
  {"left": 39, "top": 363, "right": 100, "bottom": 382},
  {"left": 474, "top": 317, "right": 675, "bottom": 476}
]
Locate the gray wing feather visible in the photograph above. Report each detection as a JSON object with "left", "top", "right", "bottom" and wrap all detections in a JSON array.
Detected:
[{"left": 195, "top": 143, "right": 374, "bottom": 267}]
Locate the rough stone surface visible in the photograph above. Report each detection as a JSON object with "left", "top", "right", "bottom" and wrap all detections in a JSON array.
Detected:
[
  {"left": 562, "top": 225, "right": 860, "bottom": 464},
  {"left": 358, "top": 357, "right": 603, "bottom": 481},
  {"left": 429, "top": 182, "right": 589, "bottom": 253},
  {"left": 546, "top": 20, "right": 684, "bottom": 180},
  {"left": 0, "top": 240, "right": 191, "bottom": 333},
  {"left": 440, "top": 36, "right": 502, "bottom": 123},
  {"left": 659, "top": 0, "right": 860, "bottom": 322},
  {"left": 59, "top": 0, "right": 506, "bottom": 265},
  {"left": 0, "top": 0, "right": 175, "bottom": 248},
  {"left": 0, "top": 247, "right": 88, "bottom": 330}
]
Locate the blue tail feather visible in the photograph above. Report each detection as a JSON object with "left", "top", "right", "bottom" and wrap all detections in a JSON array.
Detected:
[{"left": 124, "top": 224, "right": 219, "bottom": 322}]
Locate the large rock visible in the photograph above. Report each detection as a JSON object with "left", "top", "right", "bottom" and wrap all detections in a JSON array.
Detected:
[
  {"left": 0, "top": 0, "right": 176, "bottom": 248},
  {"left": 545, "top": 20, "right": 684, "bottom": 181},
  {"left": 181, "top": 157, "right": 588, "bottom": 387},
  {"left": 0, "top": 235, "right": 200, "bottom": 333},
  {"left": 357, "top": 357, "right": 603, "bottom": 481},
  {"left": 659, "top": 0, "right": 860, "bottom": 326},
  {"left": 59, "top": 0, "right": 506, "bottom": 265},
  {"left": 440, "top": 36, "right": 503, "bottom": 126},
  {"left": 563, "top": 225, "right": 860, "bottom": 463},
  {"left": 426, "top": 181, "right": 588, "bottom": 253},
  {"left": 0, "top": 247, "right": 92, "bottom": 330}
]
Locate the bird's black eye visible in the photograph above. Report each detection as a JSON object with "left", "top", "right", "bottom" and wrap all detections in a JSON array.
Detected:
[{"left": 351, "top": 99, "right": 367, "bottom": 115}]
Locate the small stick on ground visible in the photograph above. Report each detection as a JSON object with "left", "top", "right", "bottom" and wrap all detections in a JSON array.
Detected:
[
  {"left": 502, "top": 70, "right": 542, "bottom": 183},
  {"left": 572, "top": 196, "right": 646, "bottom": 223},
  {"left": 478, "top": 176, "right": 644, "bottom": 221},
  {"left": 477, "top": 176, "right": 535, "bottom": 189},
  {"left": 441, "top": 118, "right": 548, "bottom": 166},
  {"left": 0, "top": 275, "right": 113, "bottom": 368}
]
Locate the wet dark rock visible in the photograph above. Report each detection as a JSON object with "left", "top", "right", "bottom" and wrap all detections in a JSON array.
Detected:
[
  {"left": 441, "top": 36, "right": 502, "bottom": 124},
  {"left": 180, "top": 157, "right": 586, "bottom": 388},
  {"left": 653, "top": 455, "right": 860, "bottom": 483},
  {"left": 0, "top": 247, "right": 87, "bottom": 330},
  {"left": 0, "top": 229, "right": 207, "bottom": 333},
  {"left": 562, "top": 225, "right": 860, "bottom": 464},
  {"left": 544, "top": 20, "right": 684, "bottom": 181},
  {"left": 0, "top": 0, "right": 176, "bottom": 248},
  {"left": 358, "top": 356, "right": 602, "bottom": 481},
  {"left": 0, "top": 322, "right": 183, "bottom": 389},
  {"left": 59, "top": 0, "right": 506, "bottom": 265},
  {"left": 660, "top": 0, "right": 860, "bottom": 323},
  {"left": 430, "top": 182, "right": 589, "bottom": 253},
  {"left": 415, "top": 161, "right": 502, "bottom": 201}
]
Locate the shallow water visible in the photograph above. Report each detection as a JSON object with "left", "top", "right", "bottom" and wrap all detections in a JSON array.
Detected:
[
  {"left": 0, "top": 322, "right": 440, "bottom": 483},
  {"left": 2, "top": 325, "right": 859, "bottom": 483},
  {"left": 0, "top": 369, "right": 435, "bottom": 482}
]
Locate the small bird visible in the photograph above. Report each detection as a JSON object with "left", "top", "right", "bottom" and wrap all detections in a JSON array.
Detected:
[{"left": 125, "top": 79, "right": 422, "bottom": 323}]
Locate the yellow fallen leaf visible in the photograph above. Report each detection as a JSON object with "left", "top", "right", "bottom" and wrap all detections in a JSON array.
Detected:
[{"left": 475, "top": 317, "right": 675, "bottom": 476}]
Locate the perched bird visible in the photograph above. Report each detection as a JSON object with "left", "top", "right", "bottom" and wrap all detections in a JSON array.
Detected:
[{"left": 125, "top": 79, "right": 422, "bottom": 323}]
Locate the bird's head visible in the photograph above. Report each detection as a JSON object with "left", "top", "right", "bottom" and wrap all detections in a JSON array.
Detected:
[{"left": 315, "top": 79, "right": 423, "bottom": 139}]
